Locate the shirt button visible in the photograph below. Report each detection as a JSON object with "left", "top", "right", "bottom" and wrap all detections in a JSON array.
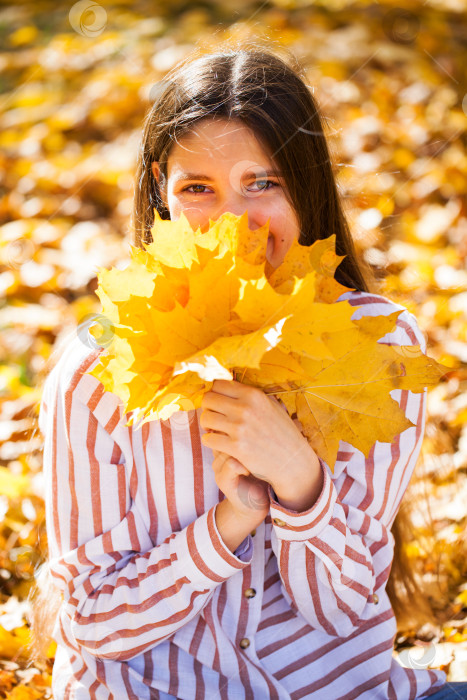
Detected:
[
  {"left": 273, "top": 517, "right": 287, "bottom": 527},
  {"left": 239, "top": 638, "right": 250, "bottom": 649},
  {"left": 250, "top": 529, "right": 256, "bottom": 536},
  {"left": 372, "top": 593, "right": 379, "bottom": 604},
  {"left": 244, "top": 588, "right": 256, "bottom": 599}
]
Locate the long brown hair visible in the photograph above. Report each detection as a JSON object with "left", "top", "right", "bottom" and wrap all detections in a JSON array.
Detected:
[{"left": 28, "top": 41, "right": 443, "bottom": 666}]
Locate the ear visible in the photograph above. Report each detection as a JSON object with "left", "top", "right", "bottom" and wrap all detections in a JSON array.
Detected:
[{"left": 151, "top": 161, "right": 160, "bottom": 183}]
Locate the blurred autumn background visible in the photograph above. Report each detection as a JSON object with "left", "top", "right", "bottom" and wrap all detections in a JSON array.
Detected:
[{"left": 0, "top": 0, "right": 466, "bottom": 696}]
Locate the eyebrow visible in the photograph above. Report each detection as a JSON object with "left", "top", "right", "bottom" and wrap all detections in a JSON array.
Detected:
[{"left": 172, "top": 170, "right": 283, "bottom": 182}]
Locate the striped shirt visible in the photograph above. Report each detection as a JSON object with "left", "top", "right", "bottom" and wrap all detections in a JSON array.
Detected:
[{"left": 39, "top": 290, "right": 447, "bottom": 699}]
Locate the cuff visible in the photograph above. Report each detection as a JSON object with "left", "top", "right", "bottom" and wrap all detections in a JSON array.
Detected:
[
  {"left": 172, "top": 503, "right": 253, "bottom": 591},
  {"left": 268, "top": 456, "right": 336, "bottom": 542}
]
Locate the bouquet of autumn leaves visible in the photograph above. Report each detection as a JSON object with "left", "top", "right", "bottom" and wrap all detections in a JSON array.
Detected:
[{"left": 87, "top": 210, "right": 447, "bottom": 472}]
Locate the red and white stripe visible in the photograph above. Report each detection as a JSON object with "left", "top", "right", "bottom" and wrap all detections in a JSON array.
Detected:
[{"left": 39, "top": 291, "right": 447, "bottom": 699}]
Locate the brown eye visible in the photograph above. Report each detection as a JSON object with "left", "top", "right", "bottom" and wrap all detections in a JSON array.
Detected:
[{"left": 184, "top": 184, "right": 209, "bottom": 194}]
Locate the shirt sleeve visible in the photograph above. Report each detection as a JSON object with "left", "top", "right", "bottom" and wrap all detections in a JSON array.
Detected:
[
  {"left": 39, "top": 346, "right": 253, "bottom": 663},
  {"left": 266, "top": 306, "right": 429, "bottom": 638}
]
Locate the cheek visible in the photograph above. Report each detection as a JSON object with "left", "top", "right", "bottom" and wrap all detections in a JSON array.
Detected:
[
  {"left": 269, "top": 204, "right": 300, "bottom": 247},
  {"left": 167, "top": 196, "right": 206, "bottom": 228}
]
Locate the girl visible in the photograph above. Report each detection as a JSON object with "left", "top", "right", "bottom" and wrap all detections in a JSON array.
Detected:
[{"left": 34, "top": 44, "right": 464, "bottom": 699}]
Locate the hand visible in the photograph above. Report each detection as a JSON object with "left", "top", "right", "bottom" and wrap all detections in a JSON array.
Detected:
[
  {"left": 200, "top": 379, "right": 320, "bottom": 497},
  {"left": 209, "top": 445, "right": 270, "bottom": 521}
]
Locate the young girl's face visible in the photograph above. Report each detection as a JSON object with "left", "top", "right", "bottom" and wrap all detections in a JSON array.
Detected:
[{"left": 151, "top": 118, "right": 301, "bottom": 269}]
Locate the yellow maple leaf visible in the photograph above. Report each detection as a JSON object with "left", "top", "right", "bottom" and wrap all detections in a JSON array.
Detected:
[
  {"left": 0, "top": 467, "right": 30, "bottom": 499},
  {"left": 269, "top": 309, "right": 444, "bottom": 468},
  {"left": 4, "top": 686, "right": 43, "bottom": 700},
  {"left": 0, "top": 623, "right": 31, "bottom": 661},
  {"left": 0, "top": 669, "right": 16, "bottom": 693},
  {"left": 88, "top": 210, "right": 448, "bottom": 471}
]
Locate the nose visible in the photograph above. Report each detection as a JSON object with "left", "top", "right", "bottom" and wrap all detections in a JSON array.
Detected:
[{"left": 207, "top": 193, "right": 257, "bottom": 230}]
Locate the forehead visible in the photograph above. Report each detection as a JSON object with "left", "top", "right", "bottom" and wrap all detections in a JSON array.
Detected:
[{"left": 167, "top": 118, "right": 274, "bottom": 171}]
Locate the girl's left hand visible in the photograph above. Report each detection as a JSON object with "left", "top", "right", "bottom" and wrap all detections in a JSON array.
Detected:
[{"left": 200, "top": 379, "right": 320, "bottom": 495}]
